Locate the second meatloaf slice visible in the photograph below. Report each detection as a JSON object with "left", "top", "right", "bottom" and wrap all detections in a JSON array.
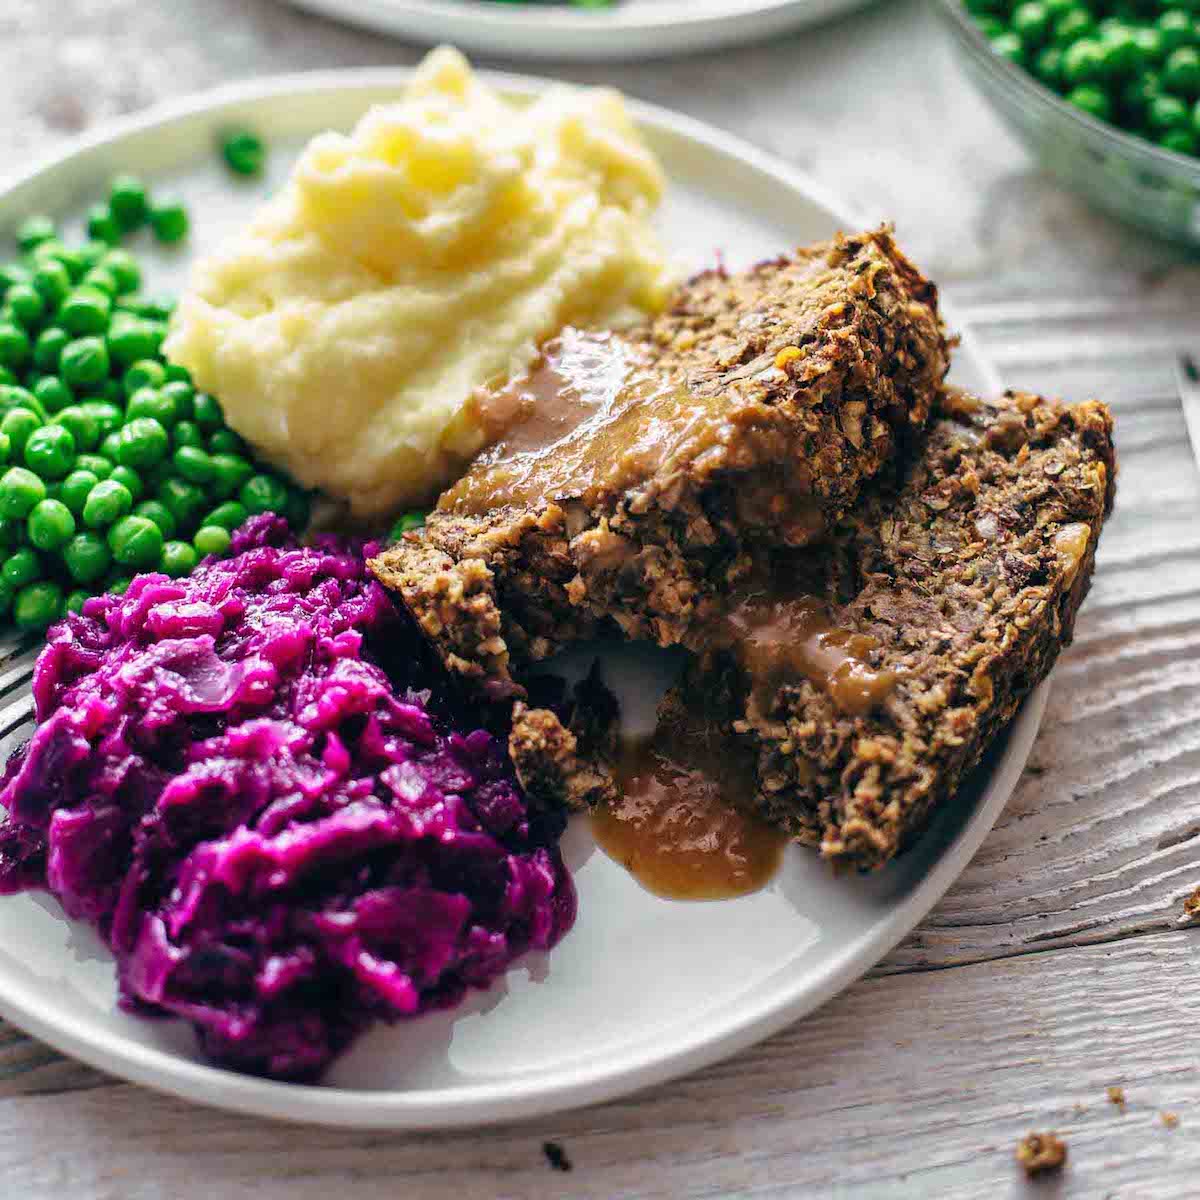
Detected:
[{"left": 370, "top": 227, "right": 949, "bottom": 697}]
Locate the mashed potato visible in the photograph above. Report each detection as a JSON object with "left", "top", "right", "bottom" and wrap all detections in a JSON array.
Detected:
[{"left": 165, "top": 47, "right": 673, "bottom": 517}]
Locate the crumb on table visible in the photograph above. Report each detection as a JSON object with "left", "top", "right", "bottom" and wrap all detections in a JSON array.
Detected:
[
  {"left": 1016, "top": 1132, "right": 1068, "bottom": 1175},
  {"left": 1184, "top": 887, "right": 1200, "bottom": 920},
  {"left": 1107, "top": 1085, "right": 1126, "bottom": 1110},
  {"left": 1162, "top": 1112, "right": 1180, "bottom": 1130}
]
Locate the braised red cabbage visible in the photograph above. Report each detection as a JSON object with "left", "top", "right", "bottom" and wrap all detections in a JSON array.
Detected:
[{"left": 0, "top": 516, "right": 574, "bottom": 1081}]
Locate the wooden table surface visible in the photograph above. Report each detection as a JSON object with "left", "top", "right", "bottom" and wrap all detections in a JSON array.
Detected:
[{"left": 2, "top": 1, "right": 1198, "bottom": 1195}]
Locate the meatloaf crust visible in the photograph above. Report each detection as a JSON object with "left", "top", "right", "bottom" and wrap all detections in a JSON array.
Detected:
[
  {"left": 370, "top": 227, "right": 949, "bottom": 698},
  {"left": 689, "top": 388, "right": 1116, "bottom": 870}
]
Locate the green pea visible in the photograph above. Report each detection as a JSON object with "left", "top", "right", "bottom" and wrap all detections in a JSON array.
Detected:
[
  {"left": 108, "top": 514, "right": 163, "bottom": 569},
  {"left": 172, "top": 445, "right": 213, "bottom": 484},
  {"left": 0, "top": 322, "right": 30, "bottom": 368},
  {"left": 1035, "top": 44, "right": 1065, "bottom": 83},
  {"left": 0, "top": 411, "right": 42, "bottom": 460},
  {"left": 193, "top": 524, "right": 232, "bottom": 558},
  {"left": 99, "top": 249, "right": 140, "bottom": 296},
  {"left": 79, "top": 401, "right": 122, "bottom": 440},
  {"left": 35, "top": 243, "right": 85, "bottom": 284},
  {"left": 150, "top": 200, "right": 189, "bottom": 244},
  {"left": 80, "top": 268, "right": 119, "bottom": 300},
  {"left": 59, "top": 469, "right": 99, "bottom": 515},
  {"left": 160, "top": 380, "right": 194, "bottom": 421},
  {"left": 1132, "top": 27, "right": 1164, "bottom": 63},
  {"left": 0, "top": 433, "right": 10, "bottom": 465},
  {"left": 1160, "top": 126, "right": 1199, "bottom": 152},
  {"left": 2, "top": 547, "right": 41, "bottom": 588},
  {"left": 62, "top": 529, "right": 111, "bottom": 583},
  {"left": 133, "top": 498, "right": 177, "bottom": 539},
  {"left": 220, "top": 128, "right": 267, "bottom": 176},
  {"left": 0, "top": 263, "right": 29, "bottom": 292},
  {"left": 1012, "top": 1, "right": 1051, "bottom": 45},
  {"left": 990, "top": 32, "right": 1026, "bottom": 64},
  {"left": 0, "top": 386, "right": 45, "bottom": 422},
  {"left": 65, "top": 588, "right": 91, "bottom": 615},
  {"left": 239, "top": 474, "right": 289, "bottom": 516},
  {"left": 106, "top": 575, "right": 133, "bottom": 596},
  {"left": 60, "top": 287, "right": 113, "bottom": 337},
  {"left": 13, "top": 581, "right": 62, "bottom": 631},
  {"left": 86, "top": 204, "right": 121, "bottom": 246},
  {"left": 60, "top": 336, "right": 109, "bottom": 390},
  {"left": 106, "top": 319, "right": 159, "bottom": 367},
  {"left": 32, "top": 327, "right": 69, "bottom": 373},
  {"left": 1068, "top": 83, "right": 1114, "bottom": 119},
  {"left": 164, "top": 363, "right": 192, "bottom": 386},
  {"left": 1158, "top": 10, "right": 1196, "bottom": 55},
  {"left": 117, "top": 417, "right": 168, "bottom": 468},
  {"left": 126, "top": 386, "right": 177, "bottom": 428},
  {"left": 159, "top": 539, "right": 198, "bottom": 578},
  {"left": 172, "top": 420, "right": 204, "bottom": 450},
  {"left": 0, "top": 467, "right": 45, "bottom": 519},
  {"left": 202, "top": 500, "right": 248, "bottom": 531},
  {"left": 23, "top": 423, "right": 75, "bottom": 479},
  {"left": 1063, "top": 38, "right": 1107, "bottom": 84},
  {"left": 0, "top": 367, "right": 14, "bottom": 388},
  {"left": 1164, "top": 46, "right": 1200, "bottom": 94},
  {"left": 1149, "top": 92, "right": 1190, "bottom": 128},
  {"left": 209, "top": 452, "right": 253, "bottom": 499},
  {"left": 123, "top": 359, "right": 165, "bottom": 396},
  {"left": 74, "top": 454, "right": 113, "bottom": 480},
  {"left": 191, "top": 392, "right": 223, "bottom": 430},
  {"left": 157, "top": 477, "right": 208, "bottom": 531},
  {"left": 100, "top": 431, "right": 123, "bottom": 463},
  {"left": 15, "top": 216, "right": 55, "bottom": 254},
  {"left": 26, "top": 498, "right": 75, "bottom": 551},
  {"left": 81, "top": 478, "right": 133, "bottom": 529},
  {"left": 390, "top": 511, "right": 427, "bottom": 538},
  {"left": 30, "top": 379, "right": 69, "bottom": 419},
  {"left": 109, "top": 175, "right": 148, "bottom": 232},
  {"left": 77, "top": 240, "right": 109, "bottom": 273},
  {"left": 109, "top": 465, "right": 144, "bottom": 503},
  {"left": 1054, "top": 7, "right": 1094, "bottom": 44},
  {"left": 6, "top": 283, "right": 45, "bottom": 328},
  {"left": 206, "top": 428, "right": 244, "bottom": 456},
  {"left": 53, "top": 405, "right": 99, "bottom": 453}
]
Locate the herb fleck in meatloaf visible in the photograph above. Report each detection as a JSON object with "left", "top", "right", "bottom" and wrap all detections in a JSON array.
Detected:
[
  {"left": 370, "top": 227, "right": 949, "bottom": 697},
  {"left": 687, "top": 388, "right": 1116, "bottom": 870}
]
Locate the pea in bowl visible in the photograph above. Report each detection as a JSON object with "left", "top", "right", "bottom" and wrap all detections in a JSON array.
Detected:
[{"left": 935, "top": 0, "right": 1200, "bottom": 245}]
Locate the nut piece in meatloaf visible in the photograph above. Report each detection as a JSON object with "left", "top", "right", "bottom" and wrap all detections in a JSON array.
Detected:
[
  {"left": 369, "top": 226, "right": 949, "bottom": 698},
  {"left": 680, "top": 388, "right": 1116, "bottom": 870}
]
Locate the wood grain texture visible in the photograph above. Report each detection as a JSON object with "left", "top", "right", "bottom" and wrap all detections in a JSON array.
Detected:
[{"left": 0, "top": 0, "right": 1197, "bottom": 1196}]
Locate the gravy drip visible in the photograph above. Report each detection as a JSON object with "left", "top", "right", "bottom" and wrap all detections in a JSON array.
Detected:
[
  {"left": 440, "top": 327, "right": 732, "bottom": 515},
  {"left": 592, "top": 704, "right": 786, "bottom": 901},
  {"left": 719, "top": 590, "right": 900, "bottom": 718}
]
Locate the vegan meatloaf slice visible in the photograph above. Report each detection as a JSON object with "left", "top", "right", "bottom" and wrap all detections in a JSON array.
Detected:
[
  {"left": 681, "top": 388, "right": 1116, "bottom": 871},
  {"left": 370, "top": 226, "right": 949, "bottom": 698}
]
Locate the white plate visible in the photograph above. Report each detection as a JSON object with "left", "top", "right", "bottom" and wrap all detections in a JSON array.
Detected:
[
  {"left": 283, "top": 0, "right": 877, "bottom": 61},
  {"left": 0, "top": 69, "right": 1036, "bottom": 1130}
]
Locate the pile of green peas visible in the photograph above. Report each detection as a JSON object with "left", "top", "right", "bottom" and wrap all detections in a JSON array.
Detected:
[
  {"left": 0, "top": 176, "right": 309, "bottom": 632},
  {"left": 966, "top": 0, "right": 1200, "bottom": 156}
]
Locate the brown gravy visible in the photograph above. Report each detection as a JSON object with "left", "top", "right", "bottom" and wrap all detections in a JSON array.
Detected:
[
  {"left": 592, "top": 705, "right": 787, "bottom": 900},
  {"left": 719, "top": 591, "right": 901, "bottom": 718},
  {"left": 440, "top": 327, "right": 733, "bottom": 515}
]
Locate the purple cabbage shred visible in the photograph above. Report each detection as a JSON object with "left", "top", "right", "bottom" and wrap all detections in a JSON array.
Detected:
[{"left": 0, "top": 515, "right": 575, "bottom": 1081}]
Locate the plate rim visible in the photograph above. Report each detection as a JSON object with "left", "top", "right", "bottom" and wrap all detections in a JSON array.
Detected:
[{"left": 0, "top": 66, "right": 1029, "bottom": 1130}]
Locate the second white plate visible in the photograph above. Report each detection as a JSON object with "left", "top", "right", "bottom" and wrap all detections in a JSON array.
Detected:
[
  {"left": 283, "top": 0, "right": 878, "bottom": 62},
  {"left": 0, "top": 68, "right": 1032, "bottom": 1129}
]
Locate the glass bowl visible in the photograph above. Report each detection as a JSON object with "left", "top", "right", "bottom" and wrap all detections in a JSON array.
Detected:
[{"left": 934, "top": 0, "right": 1200, "bottom": 246}]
